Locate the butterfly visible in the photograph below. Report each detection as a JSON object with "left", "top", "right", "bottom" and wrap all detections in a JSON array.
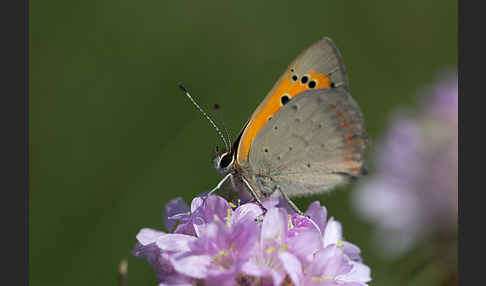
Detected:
[{"left": 181, "top": 37, "right": 368, "bottom": 215}]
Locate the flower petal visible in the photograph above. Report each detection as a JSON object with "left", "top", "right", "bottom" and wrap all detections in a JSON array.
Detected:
[
  {"left": 190, "top": 196, "right": 204, "bottom": 212},
  {"left": 288, "top": 215, "right": 323, "bottom": 261},
  {"left": 342, "top": 241, "right": 362, "bottom": 261},
  {"left": 232, "top": 203, "right": 263, "bottom": 224},
  {"left": 271, "top": 269, "right": 286, "bottom": 286},
  {"left": 136, "top": 228, "right": 166, "bottom": 246},
  {"left": 171, "top": 253, "right": 212, "bottom": 279},
  {"left": 261, "top": 197, "right": 281, "bottom": 210},
  {"left": 230, "top": 219, "right": 259, "bottom": 258},
  {"left": 279, "top": 252, "right": 303, "bottom": 285},
  {"left": 309, "top": 245, "right": 352, "bottom": 278},
  {"left": 261, "top": 208, "right": 288, "bottom": 243},
  {"left": 173, "top": 221, "right": 196, "bottom": 236},
  {"left": 156, "top": 233, "right": 197, "bottom": 252},
  {"left": 158, "top": 282, "right": 193, "bottom": 286},
  {"left": 323, "top": 218, "right": 343, "bottom": 247},
  {"left": 337, "top": 261, "right": 371, "bottom": 283},
  {"left": 164, "top": 197, "right": 190, "bottom": 231},
  {"left": 192, "top": 195, "right": 230, "bottom": 236},
  {"left": 305, "top": 201, "right": 328, "bottom": 234},
  {"left": 241, "top": 260, "right": 265, "bottom": 277}
]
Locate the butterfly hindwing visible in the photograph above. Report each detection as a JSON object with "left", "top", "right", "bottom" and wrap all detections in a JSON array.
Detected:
[{"left": 246, "top": 87, "right": 368, "bottom": 198}]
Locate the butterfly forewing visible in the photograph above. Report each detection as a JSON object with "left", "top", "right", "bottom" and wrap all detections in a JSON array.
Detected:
[{"left": 236, "top": 37, "right": 348, "bottom": 164}]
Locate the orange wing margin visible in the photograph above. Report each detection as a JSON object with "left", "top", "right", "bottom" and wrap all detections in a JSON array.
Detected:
[{"left": 236, "top": 70, "right": 331, "bottom": 163}]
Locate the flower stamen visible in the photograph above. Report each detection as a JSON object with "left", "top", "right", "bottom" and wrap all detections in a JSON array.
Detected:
[
  {"left": 266, "top": 247, "right": 276, "bottom": 254},
  {"left": 226, "top": 208, "right": 232, "bottom": 227},
  {"left": 280, "top": 243, "right": 291, "bottom": 253}
]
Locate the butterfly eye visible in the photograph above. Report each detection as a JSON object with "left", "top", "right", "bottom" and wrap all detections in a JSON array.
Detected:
[{"left": 219, "top": 152, "right": 233, "bottom": 169}]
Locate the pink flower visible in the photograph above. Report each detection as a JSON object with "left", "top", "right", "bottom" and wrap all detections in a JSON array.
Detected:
[{"left": 133, "top": 195, "right": 371, "bottom": 285}]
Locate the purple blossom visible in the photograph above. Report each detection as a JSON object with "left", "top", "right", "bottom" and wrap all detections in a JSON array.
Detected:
[
  {"left": 352, "top": 70, "right": 458, "bottom": 256},
  {"left": 133, "top": 195, "right": 371, "bottom": 285}
]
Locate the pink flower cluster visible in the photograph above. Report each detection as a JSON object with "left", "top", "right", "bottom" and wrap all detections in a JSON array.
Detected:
[{"left": 133, "top": 195, "right": 371, "bottom": 286}]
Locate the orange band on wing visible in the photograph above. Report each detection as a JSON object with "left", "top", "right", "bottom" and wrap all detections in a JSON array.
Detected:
[{"left": 237, "top": 70, "right": 331, "bottom": 163}]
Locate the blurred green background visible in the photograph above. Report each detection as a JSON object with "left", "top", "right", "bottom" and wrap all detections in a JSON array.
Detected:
[{"left": 30, "top": 0, "right": 457, "bottom": 285}]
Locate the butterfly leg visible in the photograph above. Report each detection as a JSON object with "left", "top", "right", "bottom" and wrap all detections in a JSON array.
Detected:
[
  {"left": 208, "top": 173, "right": 232, "bottom": 195},
  {"left": 278, "top": 188, "right": 307, "bottom": 217},
  {"left": 241, "top": 177, "right": 268, "bottom": 215}
]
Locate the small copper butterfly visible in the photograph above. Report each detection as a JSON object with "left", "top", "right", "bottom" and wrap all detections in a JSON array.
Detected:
[{"left": 181, "top": 37, "right": 368, "bottom": 214}]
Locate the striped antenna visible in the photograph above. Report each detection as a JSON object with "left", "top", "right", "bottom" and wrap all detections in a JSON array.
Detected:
[
  {"left": 178, "top": 83, "right": 230, "bottom": 150},
  {"left": 213, "top": 103, "right": 232, "bottom": 151}
]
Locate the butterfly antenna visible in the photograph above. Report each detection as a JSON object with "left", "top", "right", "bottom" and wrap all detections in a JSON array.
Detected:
[
  {"left": 213, "top": 103, "right": 233, "bottom": 152},
  {"left": 178, "top": 83, "right": 230, "bottom": 150}
]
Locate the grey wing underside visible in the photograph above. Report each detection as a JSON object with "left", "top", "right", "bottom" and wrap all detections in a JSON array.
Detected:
[{"left": 247, "top": 87, "right": 368, "bottom": 197}]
